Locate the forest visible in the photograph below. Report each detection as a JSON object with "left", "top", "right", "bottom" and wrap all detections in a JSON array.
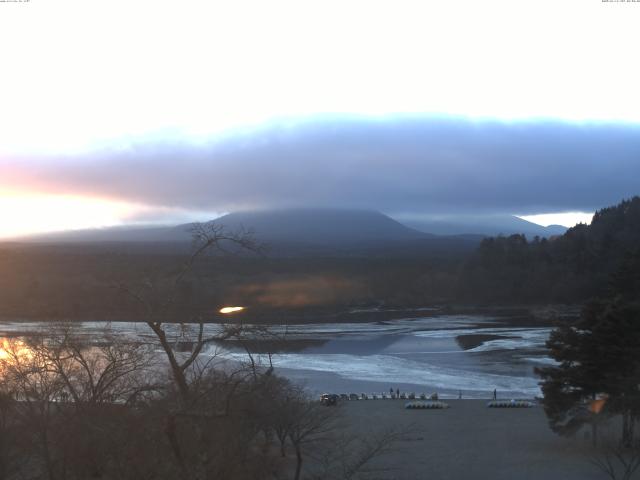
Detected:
[{"left": 0, "top": 197, "right": 638, "bottom": 322}]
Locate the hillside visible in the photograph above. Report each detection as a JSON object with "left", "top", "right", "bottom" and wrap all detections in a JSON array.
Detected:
[
  {"left": 23, "top": 208, "right": 483, "bottom": 257},
  {"left": 459, "top": 196, "right": 640, "bottom": 303},
  {"left": 24, "top": 208, "right": 427, "bottom": 247},
  {"left": 401, "top": 214, "right": 566, "bottom": 238},
  {"left": 210, "top": 209, "right": 428, "bottom": 245}
]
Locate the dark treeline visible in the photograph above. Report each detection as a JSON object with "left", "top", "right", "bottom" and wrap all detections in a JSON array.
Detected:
[
  {"left": 0, "top": 197, "right": 638, "bottom": 321},
  {"left": 459, "top": 196, "right": 640, "bottom": 304},
  {"left": 0, "top": 251, "right": 459, "bottom": 322}
]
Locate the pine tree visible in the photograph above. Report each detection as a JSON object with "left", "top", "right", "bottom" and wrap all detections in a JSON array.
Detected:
[{"left": 537, "top": 249, "right": 640, "bottom": 446}]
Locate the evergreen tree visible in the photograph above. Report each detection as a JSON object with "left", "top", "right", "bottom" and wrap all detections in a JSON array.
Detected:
[
  {"left": 462, "top": 196, "right": 640, "bottom": 304},
  {"left": 537, "top": 250, "right": 640, "bottom": 446}
]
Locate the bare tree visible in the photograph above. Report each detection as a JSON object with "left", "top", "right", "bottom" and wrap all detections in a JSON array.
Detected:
[
  {"left": 1, "top": 338, "right": 67, "bottom": 480},
  {"left": 112, "top": 222, "right": 279, "bottom": 480},
  {"left": 287, "top": 397, "right": 341, "bottom": 480},
  {"left": 0, "top": 325, "right": 171, "bottom": 480},
  {"left": 590, "top": 429, "right": 640, "bottom": 480},
  {"left": 116, "top": 222, "right": 260, "bottom": 405},
  {"left": 0, "top": 219, "right": 413, "bottom": 480},
  {"left": 0, "top": 383, "right": 28, "bottom": 480},
  {"left": 34, "top": 324, "right": 159, "bottom": 407},
  {"left": 311, "top": 427, "right": 411, "bottom": 480},
  {"left": 270, "top": 387, "right": 412, "bottom": 480}
]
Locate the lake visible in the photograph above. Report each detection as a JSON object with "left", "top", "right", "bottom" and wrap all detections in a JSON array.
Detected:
[{"left": 0, "top": 314, "right": 554, "bottom": 399}]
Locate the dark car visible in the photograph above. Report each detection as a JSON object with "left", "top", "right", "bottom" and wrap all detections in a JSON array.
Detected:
[{"left": 320, "top": 393, "right": 339, "bottom": 406}]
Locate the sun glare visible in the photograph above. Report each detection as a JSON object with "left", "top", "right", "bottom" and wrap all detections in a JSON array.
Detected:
[
  {"left": 519, "top": 212, "right": 594, "bottom": 228},
  {"left": 219, "top": 306, "right": 245, "bottom": 314},
  {"left": 0, "top": 338, "right": 32, "bottom": 362},
  {"left": 0, "top": 191, "right": 137, "bottom": 239}
]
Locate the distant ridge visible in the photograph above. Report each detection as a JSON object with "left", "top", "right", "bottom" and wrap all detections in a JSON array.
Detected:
[
  {"left": 400, "top": 214, "right": 567, "bottom": 238},
  {"left": 22, "top": 209, "right": 566, "bottom": 246},
  {"left": 20, "top": 208, "right": 483, "bottom": 257}
]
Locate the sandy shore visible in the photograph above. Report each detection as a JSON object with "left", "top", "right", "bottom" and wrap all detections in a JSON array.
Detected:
[{"left": 337, "top": 399, "right": 603, "bottom": 480}]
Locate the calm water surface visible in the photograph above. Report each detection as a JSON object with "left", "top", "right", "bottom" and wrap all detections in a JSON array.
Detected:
[{"left": 0, "top": 314, "right": 553, "bottom": 399}]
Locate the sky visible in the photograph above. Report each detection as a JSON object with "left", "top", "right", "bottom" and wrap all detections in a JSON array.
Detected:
[{"left": 1, "top": 0, "right": 639, "bottom": 238}]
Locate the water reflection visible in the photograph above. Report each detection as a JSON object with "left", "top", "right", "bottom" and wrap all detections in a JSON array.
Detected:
[
  {"left": 0, "top": 332, "right": 158, "bottom": 406},
  {"left": 0, "top": 316, "right": 553, "bottom": 398}
]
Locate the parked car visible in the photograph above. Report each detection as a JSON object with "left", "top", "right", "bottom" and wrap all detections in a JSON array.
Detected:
[{"left": 320, "top": 393, "right": 339, "bottom": 406}]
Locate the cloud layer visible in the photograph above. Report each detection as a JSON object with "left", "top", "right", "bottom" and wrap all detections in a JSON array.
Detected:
[{"left": 3, "top": 116, "right": 640, "bottom": 217}]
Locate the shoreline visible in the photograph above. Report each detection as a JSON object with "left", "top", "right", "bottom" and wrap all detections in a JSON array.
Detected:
[{"left": 0, "top": 303, "right": 580, "bottom": 326}]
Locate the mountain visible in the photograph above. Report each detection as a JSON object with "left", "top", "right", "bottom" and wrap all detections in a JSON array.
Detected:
[
  {"left": 210, "top": 208, "right": 429, "bottom": 246},
  {"left": 22, "top": 208, "right": 483, "bottom": 257},
  {"left": 26, "top": 209, "right": 427, "bottom": 245},
  {"left": 25, "top": 209, "right": 566, "bottom": 247},
  {"left": 399, "top": 214, "right": 567, "bottom": 238}
]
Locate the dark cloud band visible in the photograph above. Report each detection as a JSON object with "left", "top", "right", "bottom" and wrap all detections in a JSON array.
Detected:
[{"left": 3, "top": 116, "right": 639, "bottom": 215}]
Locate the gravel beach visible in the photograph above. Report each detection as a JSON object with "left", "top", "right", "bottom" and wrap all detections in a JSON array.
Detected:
[{"left": 337, "top": 399, "right": 604, "bottom": 480}]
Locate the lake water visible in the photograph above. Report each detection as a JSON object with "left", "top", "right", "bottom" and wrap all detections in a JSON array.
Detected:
[{"left": 0, "top": 314, "right": 553, "bottom": 399}]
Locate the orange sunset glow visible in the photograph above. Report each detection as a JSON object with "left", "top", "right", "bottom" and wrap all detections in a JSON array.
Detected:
[{"left": 0, "top": 338, "right": 33, "bottom": 362}]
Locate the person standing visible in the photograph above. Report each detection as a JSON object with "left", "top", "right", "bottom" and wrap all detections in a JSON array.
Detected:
[{"left": 493, "top": 389, "right": 497, "bottom": 400}]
